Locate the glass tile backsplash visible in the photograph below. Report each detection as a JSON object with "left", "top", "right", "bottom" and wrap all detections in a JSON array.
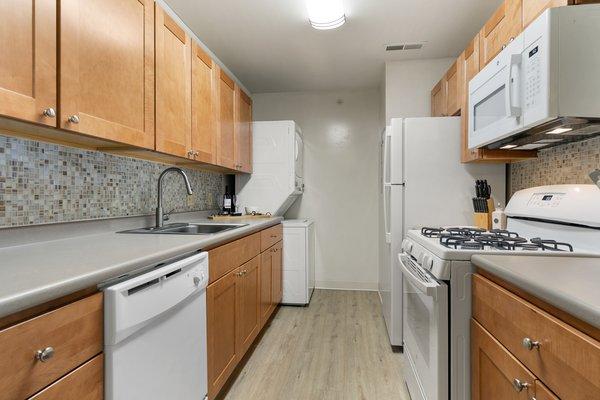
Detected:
[
  {"left": 510, "top": 136, "right": 600, "bottom": 196},
  {"left": 0, "top": 134, "right": 225, "bottom": 227}
]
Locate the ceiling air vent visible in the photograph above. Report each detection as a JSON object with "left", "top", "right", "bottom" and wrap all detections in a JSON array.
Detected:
[{"left": 385, "top": 43, "right": 423, "bottom": 51}]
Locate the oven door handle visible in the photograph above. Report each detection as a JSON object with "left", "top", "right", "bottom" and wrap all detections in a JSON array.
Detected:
[{"left": 398, "top": 253, "right": 441, "bottom": 300}]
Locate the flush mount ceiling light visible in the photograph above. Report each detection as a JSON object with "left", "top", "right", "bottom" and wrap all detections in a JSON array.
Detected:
[{"left": 306, "top": 0, "right": 346, "bottom": 30}]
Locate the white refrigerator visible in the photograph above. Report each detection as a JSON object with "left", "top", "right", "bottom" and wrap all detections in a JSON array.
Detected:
[{"left": 379, "top": 117, "right": 506, "bottom": 347}]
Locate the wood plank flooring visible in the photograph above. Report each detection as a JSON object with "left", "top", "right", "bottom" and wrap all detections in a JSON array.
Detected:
[{"left": 220, "top": 289, "right": 411, "bottom": 400}]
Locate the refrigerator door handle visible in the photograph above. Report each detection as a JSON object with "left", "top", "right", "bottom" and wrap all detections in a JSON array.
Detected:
[{"left": 383, "top": 184, "right": 392, "bottom": 243}]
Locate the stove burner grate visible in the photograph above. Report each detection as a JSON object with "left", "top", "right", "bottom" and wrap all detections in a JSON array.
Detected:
[{"left": 421, "top": 227, "right": 444, "bottom": 238}]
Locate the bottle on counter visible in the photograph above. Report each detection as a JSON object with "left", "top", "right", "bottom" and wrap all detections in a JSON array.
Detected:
[{"left": 223, "top": 186, "right": 233, "bottom": 215}]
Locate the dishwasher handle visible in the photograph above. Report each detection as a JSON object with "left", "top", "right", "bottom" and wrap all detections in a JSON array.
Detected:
[{"left": 104, "top": 252, "right": 209, "bottom": 346}]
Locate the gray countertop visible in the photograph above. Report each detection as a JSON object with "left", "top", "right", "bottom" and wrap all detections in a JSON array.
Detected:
[
  {"left": 0, "top": 217, "right": 282, "bottom": 319},
  {"left": 472, "top": 254, "right": 600, "bottom": 329}
]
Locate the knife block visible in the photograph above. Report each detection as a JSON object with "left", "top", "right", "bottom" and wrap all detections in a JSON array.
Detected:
[{"left": 473, "top": 199, "right": 495, "bottom": 230}]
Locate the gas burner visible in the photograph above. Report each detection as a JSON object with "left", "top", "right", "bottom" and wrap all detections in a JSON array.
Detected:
[
  {"left": 489, "top": 229, "right": 520, "bottom": 238},
  {"left": 445, "top": 227, "right": 486, "bottom": 237},
  {"left": 530, "top": 237, "right": 574, "bottom": 252},
  {"left": 439, "top": 235, "right": 472, "bottom": 249},
  {"left": 421, "top": 227, "right": 444, "bottom": 238}
]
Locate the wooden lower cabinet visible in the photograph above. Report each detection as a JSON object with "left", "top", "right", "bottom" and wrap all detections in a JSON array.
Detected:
[
  {"left": 260, "top": 248, "right": 273, "bottom": 326},
  {"left": 271, "top": 241, "right": 283, "bottom": 306},
  {"left": 236, "top": 256, "right": 261, "bottom": 354},
  {"left": 535, "top": 381, "right": 560, "bottom": 400},
  {"left": 207, "top": 269, "right": 239, "bottom": 399},
  {"left": 471, "top": 319, "right": 536, "bottom": 400},
  {"left": 28, "top": 354, "right": 103, "bottom": 400},
  {"left": 207, "top": 224, "right": 283, "bottom": 399}
]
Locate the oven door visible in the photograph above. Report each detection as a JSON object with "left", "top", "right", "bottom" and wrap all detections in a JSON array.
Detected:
[
  {"left": 468, "top": 35, "right": 524, "bottom": 149},
  {"left": 398, "top": 253, "right": 448, "bottom": 400}
]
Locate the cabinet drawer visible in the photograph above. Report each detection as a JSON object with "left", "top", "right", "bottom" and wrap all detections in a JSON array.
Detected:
[
  {"left": 28, "top": 354, "right": 103, "bottom": 400},
  {"left": 0, "top": 293, "right": 103, "bottom": 399},
  {"left": 472, "top": 274, "right": 600, "bottom": 399},
  {"left": 209, "top": 232, "right": 260, "bottom": 283},
  {"left": 260, "top": 224, "right": 283, "bottom": 252}
]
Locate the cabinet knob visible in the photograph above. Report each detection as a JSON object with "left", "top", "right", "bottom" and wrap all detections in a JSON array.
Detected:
[
  {"left": 193, "top": 151, "right": 199, "bottom": 157},
  {"left": 522, "top": 337, "right": 540, "bottom": 351},
  {"left": 512, "top": 378, "right": 530, "bottom": 393},
  {"left": 35, "top": 346, "right": 55, "bottom": 363},
  {"left": 187, "top": 150, "right": 194, "bottom": 157},
  {"left": 42, "top": 108, "right": 56, "bottom": 118},
  {"left": 68, "top": 115, "right": 80, "bottom": 124}
]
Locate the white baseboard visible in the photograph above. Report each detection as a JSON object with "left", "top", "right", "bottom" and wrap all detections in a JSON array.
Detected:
[{"left": 315, "top": 280, "right": 378, "bottom": 291}]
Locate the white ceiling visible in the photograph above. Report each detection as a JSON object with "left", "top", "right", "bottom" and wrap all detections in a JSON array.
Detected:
[{"left": 165, "top": 0, "right": 502, "bottom": 93}]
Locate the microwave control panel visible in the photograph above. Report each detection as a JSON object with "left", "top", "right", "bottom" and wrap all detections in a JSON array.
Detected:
[
  {"left": 524, "top": 44, "right": 542, "bottom": 110},
  {"left": 527, "top": 192, "right": 565, "bottom": 208}
]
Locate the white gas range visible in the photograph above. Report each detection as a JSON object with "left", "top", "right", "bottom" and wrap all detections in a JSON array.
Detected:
[{"left": 398, "top": 184, "right": 600, "bottom": 400}]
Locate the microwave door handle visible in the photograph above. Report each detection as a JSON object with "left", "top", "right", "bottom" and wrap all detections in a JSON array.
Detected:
[{"left": 506, "top": 53, "right": 522, "bottom": 117}]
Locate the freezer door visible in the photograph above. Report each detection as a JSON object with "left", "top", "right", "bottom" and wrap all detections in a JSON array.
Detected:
[{"left": 402, "top": 117, "right": 505, "bottom": 230}]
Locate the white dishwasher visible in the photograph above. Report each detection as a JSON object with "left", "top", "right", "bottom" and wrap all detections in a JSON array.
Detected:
[{"left": 104, "top": 252, "right": 209, "bottom": 400}]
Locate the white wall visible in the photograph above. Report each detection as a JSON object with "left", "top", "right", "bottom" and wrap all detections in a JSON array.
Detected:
[
  {"left": 385, "top": 58, "right": 454, "bottom": 124},
  {"left": 253, "top": 90, "right": 381, "bottom": 291}
]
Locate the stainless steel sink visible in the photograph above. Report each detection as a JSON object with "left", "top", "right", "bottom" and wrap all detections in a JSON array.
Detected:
[{"left": 119, "top": 223, "right": 247, "bottom": 235}]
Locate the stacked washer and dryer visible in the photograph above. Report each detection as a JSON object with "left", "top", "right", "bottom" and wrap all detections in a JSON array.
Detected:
[{"left": 236, "top": 121, "right": 315, "bottom": 305}]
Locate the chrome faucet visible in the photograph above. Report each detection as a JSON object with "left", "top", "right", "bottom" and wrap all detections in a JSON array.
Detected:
[{"left": 156, "top": 167, "right": 193, "bottom": 228}]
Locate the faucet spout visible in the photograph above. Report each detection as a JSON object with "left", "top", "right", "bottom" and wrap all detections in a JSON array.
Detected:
[{"left": 156, "top": 167, "right": 194, "bottom": 228}]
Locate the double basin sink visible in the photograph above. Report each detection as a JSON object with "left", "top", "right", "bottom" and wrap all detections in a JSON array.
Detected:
[{"left": 120, "top": 222, "right": 247, "bottom": 235}]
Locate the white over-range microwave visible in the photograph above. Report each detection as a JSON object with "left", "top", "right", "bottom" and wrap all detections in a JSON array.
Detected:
[{"left": 468, "top": 5, "right": 600, "bottom": 151}]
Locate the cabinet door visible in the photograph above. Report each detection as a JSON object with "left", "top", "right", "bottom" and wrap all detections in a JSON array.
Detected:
[
  {"left": 207, "top": 270, "right": 239, "bottom": 399},
  {"left": 260, "top": 250, "right": 273, "bottom": 327},
  {"left": 523, "top": 0, "right": 569, "bottom": 28},
  {"left": 431, "top": 78, "right": 447, "bottom": 117},
  {"left": 234, "top": 88, "right": 253, "bottom": 173},
  {"left": 480, "top": 0, "right": 523, "bottom": 67},
  {"left": 472, "top": 319, "right": 536, "bottom": 400},
  {"left": 236, "top": 256, "right": 260, "bottom": 354},
  {"left": 155, "top": 5, "right": 191, "bottom": 158},
  {"left": 535, "top": 381, "right": 560, "bottom": 400},
  {"left": 191, "top": 43, "right": 217, "bottom": 164},
  {"left": 445, "top": 57, "right": 464, "bottom": 117},
  {"left": 29, "top": 355, "right": 103, "bottom": 400},
  {"left": 218, "top": 70, "right": 236, "bottom": 169},
  {"left": 60, "top": 0, "right": 154, "bottom": 148},
  {"left": 0, "top": 0, "right": 56, "bottom": 126},
  {"left": 271, "top": 241, "right": 283, "bottom": 306}
]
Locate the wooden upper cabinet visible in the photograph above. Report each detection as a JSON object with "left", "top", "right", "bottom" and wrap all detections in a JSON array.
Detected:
[
  {"left": 523, "top": 0, "right": 569, "bottom": 28},
  {"left": 218, "top": 70, "right": 236, "bottom": 169},
  {"left": 155, "top": 5, "right": 191, "bottom": 158},
  {"left": 445, "top": 57, "right": 464, "bottom": 117},
  {"left": 0, "top": 0, "right": 56, "bottom": 127},
  {"left": 471, "top": 319, "right": 536, "bottom": 400},
  {"left": 234, "top": 88, "right": 253, "bottom": 173},
  {"left": 462, "top": 33, "right": 484, "bottom": 163},
  {"left": 60, "top": 0, "right": 154, "bottom": 148},
  {"left": 431, "top": 78, "right": 447, "bottom": 117},
  {"left": 191, "top": 43, "right": 217, "bottom": 164},
  {"left": 480, "top": 0, "right": 523, "bottom": 68}
]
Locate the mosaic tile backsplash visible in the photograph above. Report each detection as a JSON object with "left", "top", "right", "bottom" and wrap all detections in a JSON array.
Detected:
[
  {"left": 0, "top": 134, "right": 225, "bottom": 227},
  {"left": 510, "top": 136, "right": 600, "bottom": 195}
]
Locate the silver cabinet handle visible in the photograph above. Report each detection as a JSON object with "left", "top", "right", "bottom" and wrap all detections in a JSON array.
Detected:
[
  {"left": 512, "top": 378, "right": 530, "bottom": 392},
  {"left": 68, "top": 115, "right": 80, "bottom": 124},
  {"left": 522, "top": 337, "right": 540, "bottom": 351},
  {"left": 35, "top": 346, "right": 55, "bottom": 362},
  {"left": 193, "top": 151, "right": 199, "bottom": 157},
  {"left": 187, "top": 150, "right": 195, "bottom": 157},
  {"left": 42, "top": 108, "right": 56, "bottom": 118}
]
